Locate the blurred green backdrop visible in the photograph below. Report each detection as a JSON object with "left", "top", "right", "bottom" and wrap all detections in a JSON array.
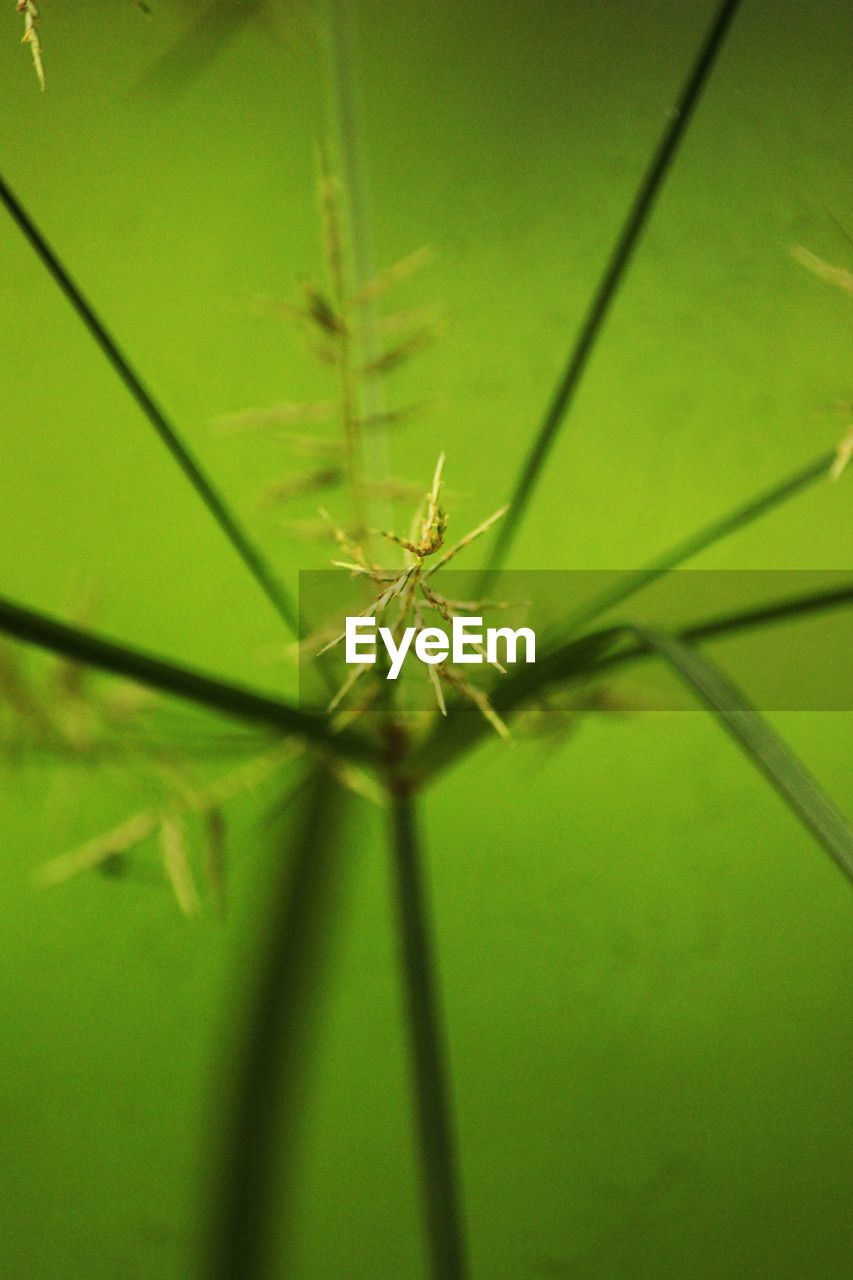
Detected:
[{"left": 1, "top": 1, "right": 850, "bottom": 1277}]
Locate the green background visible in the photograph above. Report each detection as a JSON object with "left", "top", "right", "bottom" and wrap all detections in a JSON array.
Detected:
[{"left": 1, "top": 1, "right": 850, "bottom": 1276}]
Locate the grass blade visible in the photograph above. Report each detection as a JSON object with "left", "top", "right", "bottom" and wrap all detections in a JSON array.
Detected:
[
  {"left": 486, "top": 0, "right": 744, "bottom": 571},
  {"left": 559, "top": 451, "right": 838, "bottom": 634},
  {"left": 629, "top": 623, "right": 853, "bottom": 882},
  {"left": 390, "top": 791, "right": 469, "bottom": 1279},
  {"left": 0, "top": 593, "right": 374, "bottom": 761},
  {"left": 414, "top": 582, "right": 852, "bottom": 787},
  {"left": 207, "top": 764, "right": 350, "bottom": 1280},
  {"left": 0, "top": 173, "right": 299, "bottom": 634},
  {"left": 588, "top": 579, "right": 853, "bottom": 681}
]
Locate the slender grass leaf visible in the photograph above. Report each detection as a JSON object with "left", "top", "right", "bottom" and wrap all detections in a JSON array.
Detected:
[
  {"left": 626, "top": 623, "right": 852, "bottom": 882},
  {"left": 0, "top": 593, "right": 375, "bottom": 762},
  {"left": 587, "top": 579, "right": 853, "bottom": 681},
  {"left": 557, "top": 452, "right": 839, "bottom": 634},
  {"left": 0, "top": 174, "right": 299, "bottom": 635},
  {"left": 486, "top": 0, "right": 744, "bottom": 572}
]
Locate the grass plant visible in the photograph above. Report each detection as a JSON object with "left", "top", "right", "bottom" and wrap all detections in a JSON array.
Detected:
[{"left": 0, "top": 2, "right": 850, "bottom": 1278}]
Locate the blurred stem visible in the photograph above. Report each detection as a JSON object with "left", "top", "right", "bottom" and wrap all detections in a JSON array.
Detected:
[
  {"left": 208, "top": 764, "right": 350, "bottom": 1280},
  {"left": 333, "top": 259, "right": 368, "bottom": 537},
  {"left": 0, "top": 593, "right": 374, "bottom": 761},
  {"left": 324, "top": 0, "right": 393, "bottom": 543},
  {"left": 390, "top": 790, "right": 469, "bottom": 1280}
]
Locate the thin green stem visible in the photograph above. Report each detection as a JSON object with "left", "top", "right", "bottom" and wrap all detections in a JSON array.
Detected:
[
  {"left": 413, "top": 579, "right": 853, "bottom": 781},
  {"left": 587, "top": 579, "right": 853, "bottom": 681},
  {"left": 0, "top": 172, "right": 299, "bottom": 634},
  {"left": 207, "top": 764, "right": 350, "bottom": 1280},
  {"left": 0, "top": 593, "right": 374, "bottom": 761},
  {"left": 390, "top": 790, "right": 469, "bottom": 1280},
  {"left": 558, "top": 452, "right": 837, "bottom": 635},
  {"left": 485, "top": 0, "right": 744, "bottom": 571}
]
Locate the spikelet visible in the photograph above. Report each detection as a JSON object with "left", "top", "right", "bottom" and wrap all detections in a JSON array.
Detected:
[
  {"left": 18, "top": 0, "right": 44, "bottom": 91},
  {"left": 34, "top": 742, "right": 301, "bottom": 911},
  {"left": 362, "top": 326, "right": 438, "bottom": 377},
  {"left": 36, "top": 811, "right": 159, "bottom": 888},
  {"left": 352, "top": 247, "right": 433, "bottom": 306},
  {"left": 260, "top": 467, "right": 342, "bottom": 506},
  {"left": 427, "top": 664, "right": 447, "bottom": 717},
  {"left": 361, "top": 306, "right": 444, "bottom": 339},
  {"left": 300, "top": 281, "right": 347, "bottom": 336},
  {"left": 422, "top": 504, "right": 509, "bottom": 577},
  {"left": 327, "top": 661, "right": 370, "bottom": 712},
  {"left": 439, "top": 666, "right": 511, "bottom": 741},
  {"left": 419, "top": 581, "right": 506, "bottom": 675},
  {"left": 212, "top": 401, "right": 336, "bottom": 434},
  {"left": 356, "top": 404, "right": 423, "bottom": 432},
  {"left": 327, "top": 758, "right": 386, "bottom": 807},
  {"left": 318, "top": 451, "right": 514, "bottom": 727},
  {"left": 160, "top": 814, "right": 201, "bottom": 917},
  {"left": 329, "top": 678, "right": 381, "bottom": 732}
]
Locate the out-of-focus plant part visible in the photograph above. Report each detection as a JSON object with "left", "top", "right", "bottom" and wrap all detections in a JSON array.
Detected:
[
  {"left": 790, "top": 243, "right": 852, "bottom": 480},
  {"left": 790, "top": 243, "right": 853, "bottom": 297},
  {"left": 16, "top": 0, "right": 43, "bottom": 90},
  {"left": 512, "top": 682, "right": 647, "bottom": 747},
  {"left": 217, "top": 153, "right": 439, "bottom": 557},
  {"left": 131, "top": 0, "right": 315, "bottom": 102},
  {"left": 34, "top": 739, "right": 301, "bottom": 912},
  {"left": 215, "top": 154, "right": 511, "bottom": 733},
  {"left": 0, "top": 591, "right": 154, "bottom": 761},
  {"left": 0, "top": 592, "right": 306, "bottom": 917},
  {"left": 1, "top": 3, "right": 851, "bottom": 1275},
  {"left": 4, "top": 159, "right": 850, "bottom": 913},
  {"left": 831, "top": 427, "right": 853, "bottom": 482}
]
